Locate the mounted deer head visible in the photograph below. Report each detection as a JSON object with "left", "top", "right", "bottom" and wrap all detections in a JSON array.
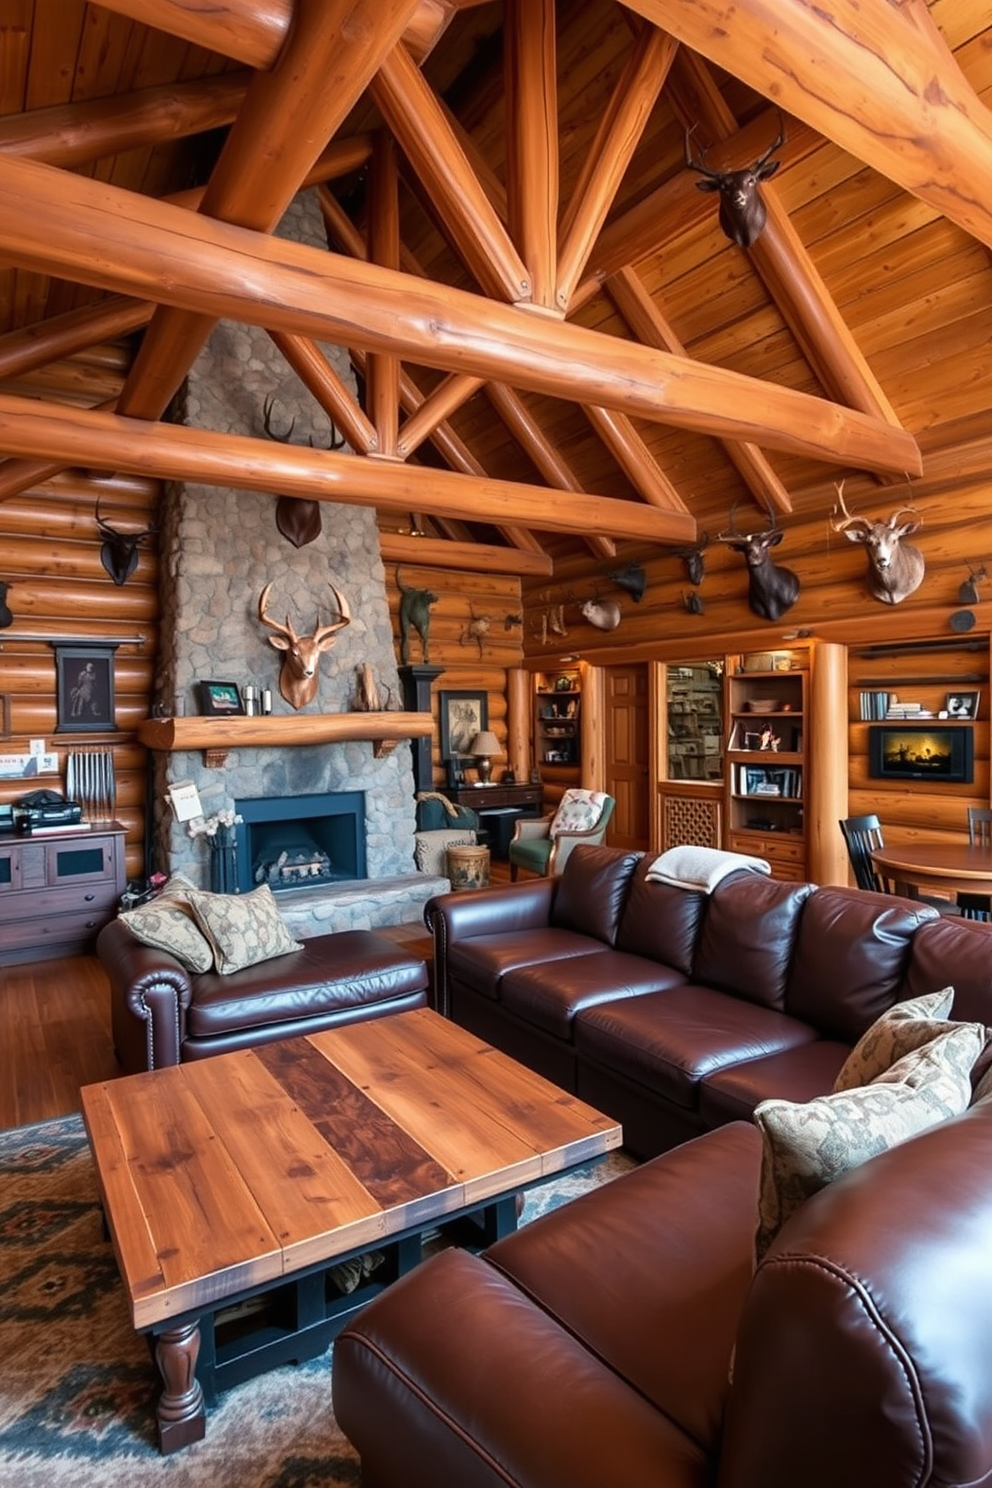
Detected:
[
  {"left": 95, "top": 496, "right": 156, "bottom": 586},
  {"left": 672, "top": 533, "right": 711, "bottom": 587},
  {"left": 830, "top": 481, "right": 925, "bottom": 605},
  {"left": 685, "top": 117, "right": 785, "bottom": 248},
  {"left": 257, "top": 581, "right": 352, "bottom": 710},
  {"left": 262, "top": 395, "right": 344, "bottom": 548},
  {"left": 717, "top": 505, "right": 800, "bottom": 621}
]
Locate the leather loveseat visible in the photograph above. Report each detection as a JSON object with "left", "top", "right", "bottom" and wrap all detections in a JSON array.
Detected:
[
  {"left": 98, "top": 918, "right": 430, "bottom": 1074},
  {"left": 333, "top": 1093, "right": 992, "bottom": 1488},
  {"left": 425, "top": 844, "right": 992, "bottom": 1158}
]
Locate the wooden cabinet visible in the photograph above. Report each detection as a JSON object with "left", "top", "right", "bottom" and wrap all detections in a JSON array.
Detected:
[
  {"left": 535, "top": 671, "right": 581, "bottom": 767},
  {"left": 725, "top": 656, "right": 807, "bottom": 880},
  {"left": 0, "top": 823, "right": 126, "bottom": 965},
  {"left": 447, "top": 783, "right": 544, "bottom": 858}
]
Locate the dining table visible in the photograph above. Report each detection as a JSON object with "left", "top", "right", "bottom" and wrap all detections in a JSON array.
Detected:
[{"left": 870, "top": 841, "right": 992, "bottom": 900}]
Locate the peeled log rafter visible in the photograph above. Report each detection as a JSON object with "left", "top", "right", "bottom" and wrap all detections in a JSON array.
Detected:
[
  {"left": 0, "top": 395, "right": 698, "bottom": 545},
  {"left": 625, "top": 0, "right": 992, "bottom": 254}
]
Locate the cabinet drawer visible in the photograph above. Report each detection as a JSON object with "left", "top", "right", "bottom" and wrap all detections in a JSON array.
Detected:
[
  {"left": 15, "top": 881, "right": 119, "bottom": 916},
  {"left": 1, "top": 906, "right": 114, "bottom": 951},
  {"left": 729, "top": 832, "right": 805, "bottom": 865}
]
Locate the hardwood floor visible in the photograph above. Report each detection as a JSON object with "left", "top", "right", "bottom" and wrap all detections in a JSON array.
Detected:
[{"left": 0, "top": 858, "right": 515, "bottom": 1132}]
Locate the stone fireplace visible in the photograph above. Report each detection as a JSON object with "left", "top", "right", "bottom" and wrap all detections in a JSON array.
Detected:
[{"left": 146, "top": 192, "right": 443, "bottom": 934}]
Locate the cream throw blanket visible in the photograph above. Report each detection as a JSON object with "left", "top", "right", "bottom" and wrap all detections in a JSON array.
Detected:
[{"left": 646, "top": 845, "right": 771, "bottom": 892}]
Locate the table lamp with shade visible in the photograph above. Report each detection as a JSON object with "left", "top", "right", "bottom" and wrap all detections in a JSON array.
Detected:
[{"left": 470, "top": 730, "right": 501, "bottom": 785}]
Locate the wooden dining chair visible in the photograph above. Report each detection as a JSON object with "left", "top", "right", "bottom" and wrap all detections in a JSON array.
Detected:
[
  {"left": 839, "top": 814, "right": 886, "bottom": 893},
  {"left": 960, "top": 808, "right": 992, "bottom": 919}
]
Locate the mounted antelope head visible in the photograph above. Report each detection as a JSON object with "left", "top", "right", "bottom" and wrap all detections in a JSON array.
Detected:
[
  {"left": 717, "top": 505, "right": 800, "bottom": 621},
  {"left": 95, "top": 496, "right": 156, "bottom": 586},
  {"left": 257, "top": 582, "right": 352, "bottom": 710},
  {"left": 830, "top": 481, "right": 925, "bottom": 605},
  {"left": 685, "top": 116, "right": 785, "bottom": 248},
  {"left": 262, "top": 395, "right": 344, "bottom": 548}
]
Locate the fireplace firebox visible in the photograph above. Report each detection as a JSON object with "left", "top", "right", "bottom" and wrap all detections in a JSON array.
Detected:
[{"left": 234, "top": 791, "right": 366, "bottom": 893}]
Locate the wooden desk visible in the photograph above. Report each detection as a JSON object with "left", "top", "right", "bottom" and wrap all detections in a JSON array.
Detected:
[
  {"left": 81, "top": 1009, "right": 620, "bottom": 1453},
  {"left": 871, "top": 842, "right": 992, "bottom": 898},
  {"left": 447, "top": 782, "right": 544, "bottom": 857}
]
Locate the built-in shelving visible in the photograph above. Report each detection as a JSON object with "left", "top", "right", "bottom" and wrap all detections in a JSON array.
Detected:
[{"left": 724, "top": 653, "right": 808, "bottom": 880}]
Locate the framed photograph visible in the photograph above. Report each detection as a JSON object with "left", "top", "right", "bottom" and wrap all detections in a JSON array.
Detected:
[
  {"left": 439, "top": 690, "right": 488, "bottom": 761},
  {"left": 946, "top": 690, "right": 980, "bottom": 720},
  {"left": 198, "top": 680, "right": 246, "bottom": 716},
  {"left": 55, "top": 645, "right": 117, "bottom": 733}
]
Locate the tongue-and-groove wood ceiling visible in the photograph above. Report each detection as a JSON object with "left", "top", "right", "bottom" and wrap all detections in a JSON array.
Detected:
[{"left": 0, "top": 0, "right": 990, "bottom": 578}]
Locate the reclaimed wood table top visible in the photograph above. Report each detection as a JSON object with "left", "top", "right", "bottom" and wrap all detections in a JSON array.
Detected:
[{"left": 81, "top": 1007, "right": 622, "bottom": 1332}]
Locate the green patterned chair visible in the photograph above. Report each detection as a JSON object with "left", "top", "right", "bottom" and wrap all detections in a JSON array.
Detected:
[{"left": 508, "top": 788, "right": 614, "bottom": 880}]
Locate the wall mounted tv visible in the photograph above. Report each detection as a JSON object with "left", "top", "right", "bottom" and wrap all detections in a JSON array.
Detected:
[{"left": 868, "top": 723, "right": 974, "bottom": 784}]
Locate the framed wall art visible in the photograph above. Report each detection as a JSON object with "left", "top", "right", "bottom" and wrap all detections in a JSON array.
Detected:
[
  {"left": 55, "top": 645, "right": 117, "bottom": 733},
  {"left": 198, "top": 680, "right": 246, "bottom": 716},
  {"left": 439, "top": 690, "right": 488, "bottom": 761}
]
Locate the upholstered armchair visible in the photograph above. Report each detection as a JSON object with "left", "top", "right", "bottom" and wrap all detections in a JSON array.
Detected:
[
  {"left": 413, "top": 791, "right": 479, "bottom": 878},
  {"left": 508, "top": 789, "right": 614, "bottom": 880}
]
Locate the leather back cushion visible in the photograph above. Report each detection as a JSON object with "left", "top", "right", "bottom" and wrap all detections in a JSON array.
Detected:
[
  {"left": 903, "top": 915, "right": 992, "bottom": 1025},
  {"left": 551, "top": 845, "right": 641, "bottom": 945},
  {"left": 616, "top": 855, "right": 706, "bottom": 975},
  {"left": 787, "top": 887, "right": 937, "bottom": 1042},
  {"left": 692, "top": 875, "right": 812, "bottom": 1010}
]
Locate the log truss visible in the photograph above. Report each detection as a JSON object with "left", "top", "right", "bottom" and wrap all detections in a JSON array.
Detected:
[{"left": 1, "top": 0, "right": 988, "bottom": 566}]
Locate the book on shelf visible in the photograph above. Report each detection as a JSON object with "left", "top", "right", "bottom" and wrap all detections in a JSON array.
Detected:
[
  {"left": 736, "top": 764, "right": 802, "bottom": 799},
  {"left": 859, "top": 690, "right": 890, "bottom": 721}
]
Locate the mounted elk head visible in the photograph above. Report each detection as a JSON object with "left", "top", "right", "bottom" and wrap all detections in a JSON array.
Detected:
[
  {"left": 685, "top": 117, "right": 785, "bottom": 248},
  {"left": 830, "top": 481, "right": 925, "bottom": 605},
  {"left": 717, "top": 505, "right": 800, "bottom": 621},
  {"left": 257, "top": 582, "right": 352, "bottom": 710},
  {"left": 95, "top": 497, "right": 156, "bottom": 586},
  {"left": 262, "top": 396, "right": 344, "bottom": 548},
  {"left": 672, "top": 533, "right": 710, "bottom": 588}
]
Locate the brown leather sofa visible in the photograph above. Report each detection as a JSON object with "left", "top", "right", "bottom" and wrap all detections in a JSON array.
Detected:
[
  {"left": 97, "top": 919, "right": 430, "bottom": 1074},
  {"left": 425, "top": 845, "right": 992, "bottom": 1157},
  {"left": 333, "top": 1095, "right": 992, "bottom": 1488}
]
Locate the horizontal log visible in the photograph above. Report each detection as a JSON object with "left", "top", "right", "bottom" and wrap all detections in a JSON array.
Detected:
[
  {"left": 0, "top": 155, "right": 922, "bottom": 477},
  {"left": 0, "top": 396, "right": 698, "bottom": 545},
  {"left": 380, "top": 532, "right": 551, "bottom": 575},
  {"left": 136, "top": 711, "right": 435, "bottom": 752}
]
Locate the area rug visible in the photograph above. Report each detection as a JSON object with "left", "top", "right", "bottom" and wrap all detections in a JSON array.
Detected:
[{"left": 0, "top": 1114, "right": 632, "bottom": 1486}]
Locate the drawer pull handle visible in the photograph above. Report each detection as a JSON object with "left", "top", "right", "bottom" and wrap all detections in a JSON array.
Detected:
[{"left": 84, "top": 893, "right": 96, "bottom": 902}]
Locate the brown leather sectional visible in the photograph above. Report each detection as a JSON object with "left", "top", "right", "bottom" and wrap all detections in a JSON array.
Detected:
[
  {"left": 333, "top": 845, "right": 992, "bottom": 1486},
  {"left": 97, "top": 919, "right": 430, "bottom": 1073},
  {"left": 426, "top": 844, "right": 992, "bottom": 1158}
]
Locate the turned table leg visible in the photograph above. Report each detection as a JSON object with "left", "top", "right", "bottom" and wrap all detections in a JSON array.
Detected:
[{"left": 154, "top": 1319, "right": 206, "bottom": 1453}]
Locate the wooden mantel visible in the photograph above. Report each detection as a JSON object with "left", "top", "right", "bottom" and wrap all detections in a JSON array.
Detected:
[{"left": 137, "top": 710, "right": 434, "bottom": 767}]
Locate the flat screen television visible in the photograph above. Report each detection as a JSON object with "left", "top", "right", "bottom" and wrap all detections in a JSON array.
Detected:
[{"left": 868, "top": 723, "right": 974, "bottom": 784}]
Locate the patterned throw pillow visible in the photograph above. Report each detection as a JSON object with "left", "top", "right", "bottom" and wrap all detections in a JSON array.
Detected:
[
  {"left": 832, "top": 986, "right": 957, "bottom": 1092},
  {"left": 186, "top": 884, "right": 303, "bottom": 976},
  {"left": 119, "top": 872, "right": 215, "bottom": 974},
  {"left": 549, "top": 789, "right": 608, "bottom": 839},
  {"left": 753, "top": 1021, "right": 984, "bottom": 1262},
  {"left": 414, "top": 831, "right": 475, "bottom": 877}
]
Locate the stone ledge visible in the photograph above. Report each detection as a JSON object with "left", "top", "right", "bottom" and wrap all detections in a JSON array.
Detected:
[{"left": 274, "top": 872, "right": 448, "bottom": 939}]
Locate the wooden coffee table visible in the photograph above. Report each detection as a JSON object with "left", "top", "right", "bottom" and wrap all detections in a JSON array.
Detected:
[{"left": 80, "top": 1007, "right": 622, "bottom": 1453}]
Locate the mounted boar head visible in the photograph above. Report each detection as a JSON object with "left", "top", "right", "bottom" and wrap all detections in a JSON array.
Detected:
[
  {"left": 830, "top": 481, "right": 925, "bottom": 605},
  {"left": 95, "top": 497, "right": 156, "bottom": 586},
  {"left": 257, "top": 582, "right": 352, "bottom": 709},
  {"left": 685, "top": 117, "right": 785, "bottom": 248},
  {"left": 717, "top": 505, "right": 800, "bottom": 621}
]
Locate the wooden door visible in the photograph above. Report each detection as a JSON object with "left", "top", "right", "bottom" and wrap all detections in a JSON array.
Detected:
[{"left": 605, "top": 665, "right": 650, "bottom": 852}]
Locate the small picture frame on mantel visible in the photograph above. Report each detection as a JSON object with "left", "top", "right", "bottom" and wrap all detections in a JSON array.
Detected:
[{"left": 198, "top": 680, "right": 246, "bottom": 717}]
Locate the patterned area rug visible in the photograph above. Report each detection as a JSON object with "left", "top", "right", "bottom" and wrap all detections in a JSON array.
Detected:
[{"left": 0, "top": 1114, "right": 632, "bottom": 1486}]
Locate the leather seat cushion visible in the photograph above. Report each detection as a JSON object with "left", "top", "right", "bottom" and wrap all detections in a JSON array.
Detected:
[
  {"left": 698, "top": 1040, "right": 851, "bottom": 1128},
  {"left": 185, "top": 929, "right": 428, "bottom": 1038},
  {"left": 446, "top": 929, "right": 609, "bottom": 1001},
  {"left": 499, "top": 951, "right": 686, "bottom": 1039},
  {"left": 487, "top": 1122, "right": 762, "bottom": 1454},
  {"left": 575, "top": 984, "right": 818, "bottom": 1111}
]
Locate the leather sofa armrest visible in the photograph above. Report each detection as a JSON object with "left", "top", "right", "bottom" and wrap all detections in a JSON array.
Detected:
[
  {"left": 97, "top": 919, "right": 193, "bottom": 1073},
  {"left": 425, "top": 879, "right": 559, "bottom": 1017}
]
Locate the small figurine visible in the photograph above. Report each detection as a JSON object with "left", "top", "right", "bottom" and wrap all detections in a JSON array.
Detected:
[{"left": 760, "top": 726, "right": 781, "bottom": 752}]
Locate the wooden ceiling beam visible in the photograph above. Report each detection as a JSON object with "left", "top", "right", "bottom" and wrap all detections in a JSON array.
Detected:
[
  {"left": 371, "top": 43, "right": 530, "bottom": 303},
  {"left": 0, "top": 73, "right": 250, "bottom": 168},
  {"left": 625, "top": 0, "right": 992, "bottom": 253},
  {"left": 267, "top": 334, "right": 379, "bottom": 455},
  {"left": 397, "top": 374, "right": 485, "bottom": 458},
  {"left": 0, "top": 297, "right": 152, "bottom": 381},
  {"left": 367, "top": 133, "right": 402, "bottom": 458},
  {"left": 605, "top": 266, "right": 794, "bottom": 515},
  {"left": 117, "top": 0, "right": 423, "bottom": 425},
  {"left": 0, "top": 159, "right": 922, "bottom": 476},
  {"left": 379, "top": 532, "right": 552, "bottom": 577},
  {"left": 0, "top": 395, "right": 698, "bottom": 544},
  {"left": 666, "top": 50, "right": 902, "bottom": 430},
  {"left": 583, "top": 406, "right": 690, "bottom": 515},
  {"left": 504, "top": 0, "right": 559, "bottom": 312},
  {"left": 483, "top": 383, "right": 616, "bottom": 560},
  {"left": 557, "top": 26, "right": 677, "bottom": 313}
]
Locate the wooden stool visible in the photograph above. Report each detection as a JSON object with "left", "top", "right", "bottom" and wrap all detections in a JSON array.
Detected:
[{"left": 446, "top": 843, "right": 490, "bottom": 891}]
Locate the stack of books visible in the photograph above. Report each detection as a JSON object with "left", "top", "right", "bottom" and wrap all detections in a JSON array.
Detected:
[{"left": 885, "top": 699, "right": 933, "bottom": 719}]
